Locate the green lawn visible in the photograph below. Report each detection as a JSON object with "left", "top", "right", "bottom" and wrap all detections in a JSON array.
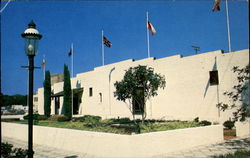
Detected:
[{"left": 15, "top": 116, "right": 203, "bottom": 135}]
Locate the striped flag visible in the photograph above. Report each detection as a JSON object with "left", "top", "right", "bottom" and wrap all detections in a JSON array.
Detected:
[
  {"left": 103, "top": 36, "right": 112, "bottom": 48},
  {"left": 147, "top": 21, "right": 156, "bottom": 35},
  {"left": 212, "top": 0, "right": 221, "bottom": 11}
]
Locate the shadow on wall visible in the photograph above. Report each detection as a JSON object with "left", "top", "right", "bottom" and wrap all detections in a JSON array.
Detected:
[{"left": 242, "top": 82, "right": 249, "bottom": 113}]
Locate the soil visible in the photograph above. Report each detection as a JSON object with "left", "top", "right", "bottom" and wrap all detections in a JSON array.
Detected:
[{"left": 224, "top": 129, "right": 236, "bottom": 140}]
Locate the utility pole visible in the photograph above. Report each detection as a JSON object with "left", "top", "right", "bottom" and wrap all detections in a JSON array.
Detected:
[{"left": 192, "top": 46, "right": 200, "bottom": 54}]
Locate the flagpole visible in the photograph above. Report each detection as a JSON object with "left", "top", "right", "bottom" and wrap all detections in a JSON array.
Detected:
[
  {"left": 146, "top": 11, "right": 150, "bottom": 58},
  {"left": 225, "top": 0, "right": 232, "bottom": 52},
  {"left": 102, "top": 30, "right": 105, "bottom": 66},
  {"left": 43, "top": 55, "right": 45, "bottom": 81},
  {"left": 71, "top": 43, "right": 74, "bottom": 116}
]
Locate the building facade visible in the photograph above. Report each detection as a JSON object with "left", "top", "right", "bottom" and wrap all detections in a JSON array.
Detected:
[{"left": 36, "top": 49, "right": 249, "bottom": 123}]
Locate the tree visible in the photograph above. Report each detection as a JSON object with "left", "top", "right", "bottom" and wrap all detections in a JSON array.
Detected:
[
  {"left": 114, "top": 65, "right": 166, "bottom": 123},
  {"left": 43, "top": 70, "right": 51, "bottom": 117},
  {"left": 217, "top": 64, "right": 249, "bottom": 121},
  {"left": 62, "top": 65, "right": 72, "bottom": 119},
  {"left": 2, "top": 94, "right": 27, "bottom": 107}
]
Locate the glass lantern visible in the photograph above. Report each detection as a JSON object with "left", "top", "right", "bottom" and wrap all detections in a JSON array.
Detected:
[{"left": 21, "top": 20, "right": 42, "bottom": 56}]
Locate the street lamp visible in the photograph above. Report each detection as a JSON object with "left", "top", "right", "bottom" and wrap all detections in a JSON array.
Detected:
[{"left": 21, "top": 20, "right": 42, "bottom": 158}]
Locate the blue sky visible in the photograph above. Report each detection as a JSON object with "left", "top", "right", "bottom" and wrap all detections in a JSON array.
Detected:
[{"left": 1, "top": 0, "right": 249, "bottom": 95}]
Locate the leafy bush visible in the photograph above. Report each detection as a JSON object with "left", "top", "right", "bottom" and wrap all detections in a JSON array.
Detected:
[
  {"left": 110, "top": 117, "right": 131, "bottom": 124},
  {"left": 223, "top": 120, "right": 235, "bottom": 129},
  {"left": 212, "top": 150, "right": 250, "bottom": 158},
  {"left": 81, "top": 115, "right": 102, "bottom": 124},
  {"left": 23, "top": 114, "right": 48, "bottom": 121},
  {"left": 47, "top": 115, "right": 61, "bottom": 121},
  {"left": 199, "top": 120, "right": 212, "bottom": 126},
  {"left": 57, "top": 115, "right": 70, "bottom": 122},
  {"left": 194, "top": 117, "right": 199, "bottom": 122},
  {"left": 1, "top": 142, "right": 28, "bottom": 158},
  {"left": 47, "top": 115, "right": 70, "bottom": 122}
]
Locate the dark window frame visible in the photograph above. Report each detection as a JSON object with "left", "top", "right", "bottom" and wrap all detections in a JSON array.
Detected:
[
  {"left": 209, "top": 70, "right": 219, "bottom": 86},
  {"left": 89, "top": 87, "right": 93, "bottom": 97}
]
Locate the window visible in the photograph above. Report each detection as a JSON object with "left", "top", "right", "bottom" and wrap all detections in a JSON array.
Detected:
[
  {"left": 99, "top": 93, "right": 102, "bottom": 102},
  {"left": 89, "top": 88, "right": 93, "bottom": 97},
  {"left": 34, "top": 97, "right": 38, "bottom": 102},
  {"left": 209, "top": 71, "right": 219, "bottom": 85}
]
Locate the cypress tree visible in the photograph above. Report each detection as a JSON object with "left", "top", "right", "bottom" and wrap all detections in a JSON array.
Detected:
[
  {"left": 43, "top": 70, "right": 51, "bottom": 117},
  {"left": 62, "top": 64, "right": 72, "bottom": 119}
]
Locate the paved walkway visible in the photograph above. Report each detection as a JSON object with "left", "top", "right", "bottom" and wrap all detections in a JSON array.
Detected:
[{"left": 2, "top": 136, "right": 250, "bottom": 158}]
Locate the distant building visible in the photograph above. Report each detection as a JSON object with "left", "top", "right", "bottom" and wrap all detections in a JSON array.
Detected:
[
  {"left": 51, "top": 73, "right": 64, "bottom": 85},
  {"left": 33, "top": 93, "right": 39, "bottom": 112},
  {"left": 36, "top": 49, "right": 249, "bottom": 123},
  {"left": 11, "top": 105, "right": 25, "bottom": 110}
]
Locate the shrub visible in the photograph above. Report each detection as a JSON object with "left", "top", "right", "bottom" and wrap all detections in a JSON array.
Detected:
[
  {"left": 223, "top": 120, "right": 235, "bottom": 129},
  {"left": 1, "top": 142, "right": 28, "bottom": 158},
  {"left": 212, "top": 150, "right": 250, "bottom": 158},
  {"left": 200, "top": 120, "right": 212, "bottom": 126},
  {"left": 23, "top": 114, "right": 47, "bottom": 121},
  {"left": 81, "top": 115, "right": 102, "bottom": 124},
  {"left": 47, "top": 115, "right": 61, "bottom": 121},
  {"left": 37, "top": 115, "right": 48, "bottom": 120},
  {"left": 47, "top": 115, "right": 70, "bottom": 122},
  {"left": 194, "top": 117, "right": 199, "bottom": 122},
  {"left": 57, "top": 115, "right": 70, "bottom": 122},
  {"left": 110, "top": 117, "right": 131, "bottom": 124},
  {"left": 1, "top": 142, "right": 12, "bottom": 157}
]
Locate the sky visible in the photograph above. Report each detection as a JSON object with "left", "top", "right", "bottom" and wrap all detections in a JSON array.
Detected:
[{"left": 1, "top": 0, "right": 249, "bottom": 95}]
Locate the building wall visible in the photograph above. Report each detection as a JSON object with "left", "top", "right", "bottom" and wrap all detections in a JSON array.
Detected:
[
  {"left": 51, "top": 73, "right": 64, "bottom": 85},
  {"left": 37, "top": 49, "right": 249, "bottom": 122},
  {"left": 33, "top": 93, "right": 39, "bottom": 112},
  {"left": 37, "top": 88, "right": 44, "bottom": 115}
]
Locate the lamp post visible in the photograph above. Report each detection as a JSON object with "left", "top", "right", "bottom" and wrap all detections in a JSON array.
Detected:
[{"left": 21, "top": 20, "right": 42, "bottom": 158}]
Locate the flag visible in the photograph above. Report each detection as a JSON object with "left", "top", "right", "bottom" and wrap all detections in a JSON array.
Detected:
[
  {"left": 212, "top": 0, "right": 221, "bottom": 11},
  {"left": 68, "top": 47, "right": 72, "bottom": 56},
  {"left": 147, "top": 21, "right": 156, "bottom": 35},
  {"left": 41, "top": 58, "right": 46, "bottom": 68},
  {"left": 103, "top": 36, "right": 112, "bottom": 48}
]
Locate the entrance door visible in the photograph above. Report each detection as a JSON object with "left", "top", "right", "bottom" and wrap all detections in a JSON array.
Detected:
[
  {"left": 73, "top": 95, "right": 79, "bottom": 114},
  {"left": 55, "top": 97, "right": 60, "bottom": 115}
]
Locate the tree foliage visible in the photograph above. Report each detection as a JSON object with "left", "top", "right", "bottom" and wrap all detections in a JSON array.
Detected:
[
  {"left": 62, "top": 64, "right": 72, "bottom": 119},
  {"left": 217, "top": 64, "right": 249, "bottom": 121},
  {"left": 43, "top": 70, "right": 51, "bottom": 117},
  {"left": 2, "top": 94, "right": 27, "bottom": 107},
  {"left": 114, "top": 65, "right": 166, "bottom": 121}
]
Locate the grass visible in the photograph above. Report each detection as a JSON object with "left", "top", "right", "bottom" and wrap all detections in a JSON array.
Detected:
[
  {"left": 14, "top": 116, "right": 202, "bottom": 135},
  {"left": 212, "top": 150, "right": 250, "bottom": 158}
]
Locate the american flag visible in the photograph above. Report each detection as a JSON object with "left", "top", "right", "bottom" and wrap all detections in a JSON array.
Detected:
[
  {"left": 212, "top": 0, "right": 221, "bottom": 11},
  {"left": 103, "top": 36, "right": 112, "bottom": 48}
]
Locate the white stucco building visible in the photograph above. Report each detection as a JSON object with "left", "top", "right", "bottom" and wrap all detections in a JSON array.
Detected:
[{"left": 36, "top": 49, "right": 249, "bottom": 123}]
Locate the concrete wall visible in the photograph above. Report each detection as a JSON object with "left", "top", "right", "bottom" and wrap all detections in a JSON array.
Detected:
[
  {"left": 2, "top": 122, "right": 223, "bottom": 158},
  {"left": 235, "top": 121, "right": 250, "bottom": 137},
  {"left": 37, "top": 88, "right": 44, "bottom": 115},
  {"left": 37, "top": 49, "right": 249, "bottom": 123}
]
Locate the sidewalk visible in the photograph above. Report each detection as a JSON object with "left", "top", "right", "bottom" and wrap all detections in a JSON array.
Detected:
[
  {"left": 2, "top": 136, "right": 250, "bottom": 158},
  {"left": 156, "top": 136, "right": 250, "bottom": 158}
]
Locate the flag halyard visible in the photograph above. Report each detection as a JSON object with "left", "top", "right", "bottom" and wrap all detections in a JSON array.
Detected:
[
  {"left": 103, "top": 36, "right": 112, "bottom": 48},
  {"left": 147, "top": 21, "right": 156, "bottom": 35}
]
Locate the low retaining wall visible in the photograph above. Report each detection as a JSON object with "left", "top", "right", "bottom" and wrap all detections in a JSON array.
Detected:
[
  {"left": 3, "top": 122, "right": 223, "bottom": 158},
  {"left": 235, "top": 121, "right": 250, "bottom": 137}
]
